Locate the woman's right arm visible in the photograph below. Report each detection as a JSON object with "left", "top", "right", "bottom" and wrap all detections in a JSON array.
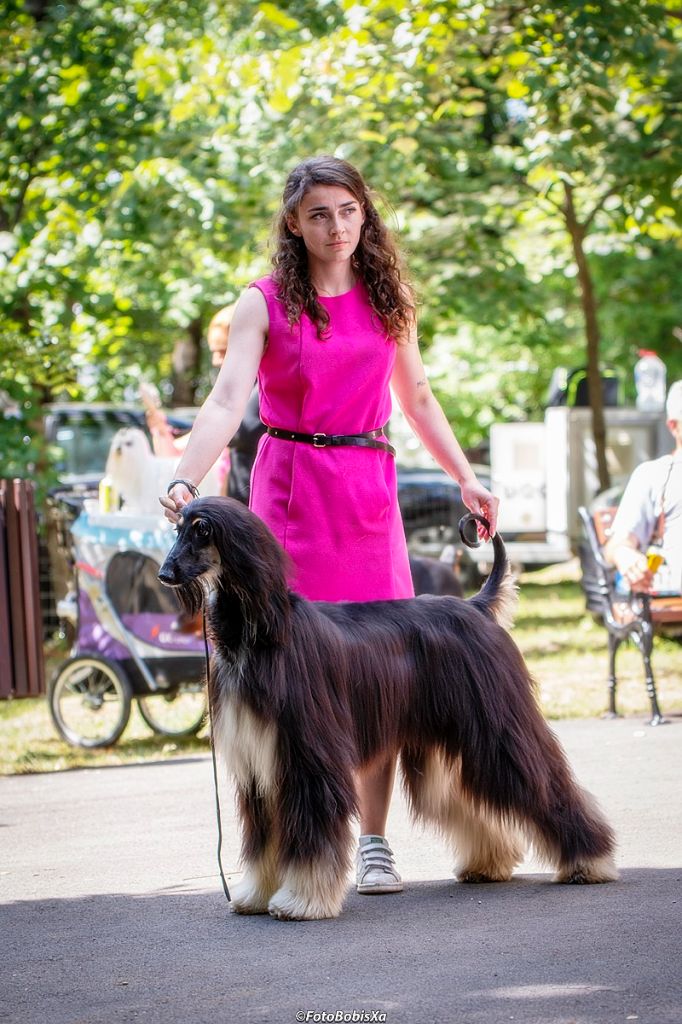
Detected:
[{"left": 160, "top": 287, "right": 268, "bottom": 520}]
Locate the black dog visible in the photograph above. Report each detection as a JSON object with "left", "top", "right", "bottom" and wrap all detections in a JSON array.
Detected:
[
  {"left": 159, "top": 497, "right": 617, "bottom": 920},
  {"left": 409, "top": 554, "right": 464, "bottom": 597}
]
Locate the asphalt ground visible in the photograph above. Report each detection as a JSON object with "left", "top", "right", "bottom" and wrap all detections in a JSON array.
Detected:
[{"left": 2, "top": 716, "right": 681, "bottom": 1024}]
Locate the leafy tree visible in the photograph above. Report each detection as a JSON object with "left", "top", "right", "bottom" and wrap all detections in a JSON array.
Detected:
[
  {"left": 2, "top": 0, "right": 681, "bottom": 495},
  {"left": 0, "top": 2, "right": 189, "bottom": 458},
  {"left": 229, "top": 0, "right": 682, "bottom": 466},
  {"left": 0, "top": 0, "right": 267, "bottom": 478}
]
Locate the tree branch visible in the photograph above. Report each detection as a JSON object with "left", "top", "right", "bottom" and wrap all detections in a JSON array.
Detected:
[
  {"left": 11, "top": 171, "right": 35, "bottom": 230},
  {"left": 583, "top": 185, "right": 620, "bottom": 233},
  {"left": 518, "top": 175, "right": 564, "bottom": 215},
  {"left": 7, "top": 148, "right": 41, "bottom": 230}
]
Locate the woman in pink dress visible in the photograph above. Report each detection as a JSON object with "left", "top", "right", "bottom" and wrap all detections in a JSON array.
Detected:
[{"left": 162, "top": 156, "right": 498, "bottom": 896}]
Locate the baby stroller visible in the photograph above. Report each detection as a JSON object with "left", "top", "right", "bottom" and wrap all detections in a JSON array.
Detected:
[{"left": 49, "top": 506, "right": 207, "bottom": 748}]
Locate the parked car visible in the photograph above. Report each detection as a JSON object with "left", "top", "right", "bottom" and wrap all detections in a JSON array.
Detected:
[
  {"left": 397, "top": 464, "right": 492, "bottom": 586},
  {"left": 397, "top": 466, "right": 461, "bottom": 553}
]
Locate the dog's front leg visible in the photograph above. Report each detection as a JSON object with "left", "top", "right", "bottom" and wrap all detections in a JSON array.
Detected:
[
  {"left": 230, "top": 782, "right": 279, "bottom": 915},
  {"left": 268, "top": 851, "right": 352, "bottom": 921},
  {"left": 267, "top": 765, "right": 356, "bottom": 921}
]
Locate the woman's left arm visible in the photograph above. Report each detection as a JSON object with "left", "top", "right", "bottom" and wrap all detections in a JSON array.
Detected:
[{"left": 391, "top": 330, "right": 499, "bottom": 536}]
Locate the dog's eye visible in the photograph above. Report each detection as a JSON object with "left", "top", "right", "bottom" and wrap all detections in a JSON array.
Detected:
[{"left": 193, "top": 519, "right": 211, "bottom": 540}]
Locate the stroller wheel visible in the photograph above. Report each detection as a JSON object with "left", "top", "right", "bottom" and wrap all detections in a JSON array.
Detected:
[
  {"left": 137, "top": 683, "right": 207, "bottom": 738},
  {"left": 49, "top": 657, "right": 133, "bottom": 748}
]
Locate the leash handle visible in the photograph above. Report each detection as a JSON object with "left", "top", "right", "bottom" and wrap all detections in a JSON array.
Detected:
[
  {"left": 203, "top": 610, "right": 231, "bottom": 904},
  {"left": 167, "top": 478, "right": 200, "bottom": 499},
  {"left": 458, "top": 512, "right": 491, "bottom": 548}
]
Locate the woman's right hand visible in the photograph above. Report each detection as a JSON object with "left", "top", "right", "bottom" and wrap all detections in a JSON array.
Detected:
[{"left": 159, "top": 482, "right": 195, "bottom": 524}]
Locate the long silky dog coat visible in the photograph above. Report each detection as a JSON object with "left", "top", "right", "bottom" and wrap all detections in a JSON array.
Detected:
[{"left": 159, "top": 497, "right": 617, "bottom": 920}]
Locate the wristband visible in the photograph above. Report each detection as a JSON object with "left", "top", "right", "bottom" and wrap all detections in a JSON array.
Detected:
[{"left": 167, "top": 478, "right": 200, "bottom": 499}]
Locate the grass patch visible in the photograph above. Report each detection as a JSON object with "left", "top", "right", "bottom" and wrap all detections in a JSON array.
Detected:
[
  {"left": 0, "top": 695, "right": 210, "bottom": 776},
  {"left": 512, "top": 561, "right": 682, "bottom": 720},
  {"left": 1, "top": 560, "right": 680, "bottom": 776}
]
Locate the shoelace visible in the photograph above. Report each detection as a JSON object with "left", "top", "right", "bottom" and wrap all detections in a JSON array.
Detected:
[{"left": 357, "top": 843, "right": 399, "bottom": 880}]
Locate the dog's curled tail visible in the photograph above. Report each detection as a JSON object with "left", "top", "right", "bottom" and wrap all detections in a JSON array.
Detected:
[{"left": 459, "top": 513, "right": 518, "bottom": 630}]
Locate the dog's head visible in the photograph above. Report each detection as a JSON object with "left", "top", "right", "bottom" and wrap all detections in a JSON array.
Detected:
[
  {"left": 158, "top": 500, "right": 221, "bottom": 615},
  {"left": 158, "top": 497, "right": 291, "bottom": 643},
  {"left": 106, "top": 427, "right": 152, "bottom": 476}
]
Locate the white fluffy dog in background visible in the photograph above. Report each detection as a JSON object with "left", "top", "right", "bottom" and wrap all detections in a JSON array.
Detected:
[{"left": 105, "top": 427, "right": 221, "bottom": 516}]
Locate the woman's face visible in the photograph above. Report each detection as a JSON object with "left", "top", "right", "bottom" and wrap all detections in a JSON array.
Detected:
[{"left": 287, "top": 185, "right": 365, "bottom": 268}]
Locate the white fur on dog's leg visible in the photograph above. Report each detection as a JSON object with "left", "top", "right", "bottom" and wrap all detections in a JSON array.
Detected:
[
  {"left": 411, "top": 750, "right": 523, "bottom": 884},
  {"left": 230, "top": 848, "right": 279, "bottom": 915},
  {"left": 267, "top": 862, "right": 348, "bottom": 921},
  {"left": 454, "top": 816, "right": 524, "bottom": 883},
  {"left": 554, "top": 854, "right": 619, "bottom": 885},
  {"left": 230, "top": 873, "right": 271, "bottom": 915}
]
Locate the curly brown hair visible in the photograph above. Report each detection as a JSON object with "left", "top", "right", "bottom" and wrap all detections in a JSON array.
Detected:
[{"left": 271, "top": 156, "right": 415, "bottom": 341}]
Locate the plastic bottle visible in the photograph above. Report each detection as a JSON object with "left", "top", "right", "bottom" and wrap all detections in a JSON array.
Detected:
[
  {"left": 646, "top": 545, "right": 665, "bottom": 575},
  {"left": 98, "top": 473, "right": 119, "bottom": 513},
  {"left": 634, "top": 350, "right": 666, "bottom": 411}
]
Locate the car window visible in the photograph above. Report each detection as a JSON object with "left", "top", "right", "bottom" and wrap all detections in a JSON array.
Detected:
[{"left": 52, "top": 410, "right": 144, "bottom": 477}]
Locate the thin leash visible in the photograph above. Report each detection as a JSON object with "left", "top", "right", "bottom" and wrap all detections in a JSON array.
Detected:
[
  {"left": 168, "top": 490, "right": 230, "bottom": 903},
  {"left": 202, "top": 608, "right": 231, "bottom": 904}
]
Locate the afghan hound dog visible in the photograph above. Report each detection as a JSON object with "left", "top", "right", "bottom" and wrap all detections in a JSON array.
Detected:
[{"left": 158, "top": 497, "right": 617, "bottom": 921}]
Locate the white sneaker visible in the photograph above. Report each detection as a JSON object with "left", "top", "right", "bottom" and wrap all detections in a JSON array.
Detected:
[{"left": 356, "top": 836, "right": 403, "bottom": 894}]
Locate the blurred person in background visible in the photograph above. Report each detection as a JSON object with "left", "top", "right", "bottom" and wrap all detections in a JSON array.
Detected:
[
  {"left": 143, "top": 305, "right": 264, "bottom": 502},
  {"left": 605, "top": 380, "right": 682, "bottom": 596}
]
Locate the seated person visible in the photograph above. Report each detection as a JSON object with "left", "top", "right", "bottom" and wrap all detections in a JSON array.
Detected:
[{"left": 604, "top": 380, "right": 682, "bottom": 596}]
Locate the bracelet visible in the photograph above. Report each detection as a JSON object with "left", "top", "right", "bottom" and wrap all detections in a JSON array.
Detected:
[{"left": 167, "top": 478, "right": 200, "bottom": 499}]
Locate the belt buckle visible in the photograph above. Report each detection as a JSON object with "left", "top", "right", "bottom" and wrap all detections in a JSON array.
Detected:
[{"left": 312, "top": 433, "right": 327, "bottom": 447}]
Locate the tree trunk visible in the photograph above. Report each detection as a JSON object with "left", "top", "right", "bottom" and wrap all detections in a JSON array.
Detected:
[
  {"left": 562, "top": 182, "right": 610, "bottom": 493},
  {"left": 170, "top": 318, "right": 202, "bottom": 407}
]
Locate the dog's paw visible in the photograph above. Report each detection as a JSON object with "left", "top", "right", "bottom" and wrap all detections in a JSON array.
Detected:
[
  {"left": 457, "top": 869, "right": 513, "bottom": 884},
  {"left": 267, "top": 886, "right": 341, "bottom": 921},
  {"left": 555, "top": 855, "right": 619, "bottom": 884},
  {"left": 230, "top": 899, "right": 269, "bottom": 916},
  {"left": 229, "top": 877, "right": 271, "bottom": 915}
]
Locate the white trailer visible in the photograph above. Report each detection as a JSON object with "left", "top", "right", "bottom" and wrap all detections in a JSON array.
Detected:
[{"left": 468, "top": 406, "right": 671, "bottom": 573}]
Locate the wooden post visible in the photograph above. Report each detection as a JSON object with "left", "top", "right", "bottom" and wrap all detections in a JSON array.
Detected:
[{"left": 0, "top": 479, "right": 46, "bottom": 698}]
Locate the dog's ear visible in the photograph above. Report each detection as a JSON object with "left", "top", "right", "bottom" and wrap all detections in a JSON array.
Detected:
[
  {"left": 234, "top": 533, "right": 292, "bottom": 646},
  {"left": 260, "top": 586, "right": 291, "bottom": 646},
  {"left": 209, "top": 500, "right": 292, "bottom": 646}
]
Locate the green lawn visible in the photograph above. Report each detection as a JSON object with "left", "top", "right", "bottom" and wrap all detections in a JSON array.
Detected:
[
  {"left": 1, "top": 560, "right": 680, "bottom": 776},
  {"left": 513, "top": 564, "right": 682, "bottom": 720}
]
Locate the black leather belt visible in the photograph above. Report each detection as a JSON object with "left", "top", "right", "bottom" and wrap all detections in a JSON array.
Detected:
[{"left": 266, "top": 424, "right": 395, "bottom": 457}]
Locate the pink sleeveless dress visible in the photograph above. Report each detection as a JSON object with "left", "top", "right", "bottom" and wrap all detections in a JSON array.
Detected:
[{"left": 248, "top": 275, "right": 414, "bottom": 602}]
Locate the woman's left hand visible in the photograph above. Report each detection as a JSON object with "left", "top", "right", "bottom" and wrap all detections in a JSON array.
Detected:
[{"left": 460, "top": 479, "right": 499, "bottom": 538}]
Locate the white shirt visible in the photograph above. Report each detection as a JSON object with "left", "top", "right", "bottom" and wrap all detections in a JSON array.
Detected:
[{"left": 611, "top": 454, "right": 682, "bottom": 595}]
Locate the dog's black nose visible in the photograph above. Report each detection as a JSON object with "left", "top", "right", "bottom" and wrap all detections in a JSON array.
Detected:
[{"left": 157, "top": 563, "right": 176, "bottom": 586}]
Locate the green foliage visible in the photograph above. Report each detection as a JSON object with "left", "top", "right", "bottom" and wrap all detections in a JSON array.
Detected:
[{"left": 1, "top": 0, "right": 681, "bottom": 472}]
